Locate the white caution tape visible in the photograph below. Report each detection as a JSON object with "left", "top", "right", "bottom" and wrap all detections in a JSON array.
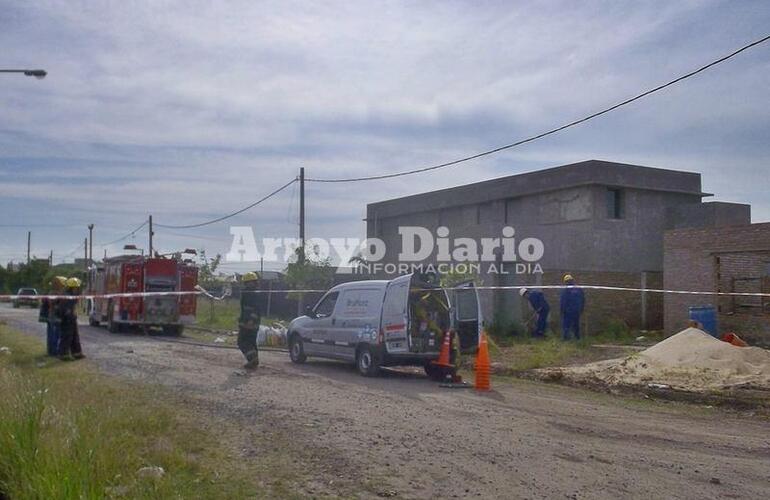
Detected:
[
  {"left": 194, "top": 285, "right": 231, "bottom": 301},
  {"left": 2, "top": 283, "right": 769, "bottom": 301}
]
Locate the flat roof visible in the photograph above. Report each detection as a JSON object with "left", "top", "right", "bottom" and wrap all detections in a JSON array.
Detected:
[{"left": 367, "top": 159, "right": 711, "bottom": 219}]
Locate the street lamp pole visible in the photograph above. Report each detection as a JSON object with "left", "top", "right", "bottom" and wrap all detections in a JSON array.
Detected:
[
  {"left": 0, "top": 69, "right": 47, "bottom": 79},
  {"left": 87, "top": 224, "right": 94, "bottom": 266}
]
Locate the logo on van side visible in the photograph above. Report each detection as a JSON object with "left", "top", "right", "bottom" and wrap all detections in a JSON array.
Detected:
[{"left": 347, "top": 298, "right": 369, "bottom": 308}]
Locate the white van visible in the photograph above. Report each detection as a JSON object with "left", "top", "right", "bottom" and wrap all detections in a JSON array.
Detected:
[{"left": 287, "top": 273, "right": 482, "bottom": 377}]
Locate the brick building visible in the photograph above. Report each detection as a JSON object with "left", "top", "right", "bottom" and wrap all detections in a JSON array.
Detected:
[
  {"left": 664, "top": 223, "right": 770, "bottom": 343},
  {"left": 366, "top": 160, "right": 751, "bottom": 334}
]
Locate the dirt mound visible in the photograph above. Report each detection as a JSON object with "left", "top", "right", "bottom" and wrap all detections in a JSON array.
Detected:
[{"left": 550, "top": 328, "right": 770, "bottom": 392}]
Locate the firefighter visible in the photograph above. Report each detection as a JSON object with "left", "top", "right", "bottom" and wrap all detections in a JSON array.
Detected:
[
  {"left": 449, "top": 329, "right": 463, "bottom": 383},
  {"left": 39, "top": 276, "right": 67, "bottom": 356},
  {"left": 520, "top": 287, "right": 550, "bottom": 338},
  {"left": 238, "top": 272, "right": 261, "bottom": 370},
  {"left": 560, "top": 274, "right": 585, "bottom": 341},
  {"left": 58, "top": 277, "right": 85, "bottom": 361}
]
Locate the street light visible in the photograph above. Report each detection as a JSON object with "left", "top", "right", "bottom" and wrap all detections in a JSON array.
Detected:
[
  {"left": 87, "top": 224, "right": 94, "bottom": 266},
  {"left": 0, "top": 69, "right": 47, "bottom": 79}
]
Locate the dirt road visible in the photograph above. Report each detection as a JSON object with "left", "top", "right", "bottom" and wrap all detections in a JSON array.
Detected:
[{"left": 2, "top": 304, "right": 768, "bottom": 499}]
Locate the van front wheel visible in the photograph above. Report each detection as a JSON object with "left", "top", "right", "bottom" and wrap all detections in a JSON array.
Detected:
[
  {"left": 356, "top": 345, "right": 380, "bottom": 377},
  {"left": 289, "top": 335, "right": 307, "bottom": 364}
]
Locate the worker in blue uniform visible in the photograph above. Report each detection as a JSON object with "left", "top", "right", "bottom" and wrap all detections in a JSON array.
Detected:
[
  {"left": 559, "top": 274, "right": 584, "bottom": 341},
  {"left": 519, "top": 287, "right": 550, "bottom": 338}
]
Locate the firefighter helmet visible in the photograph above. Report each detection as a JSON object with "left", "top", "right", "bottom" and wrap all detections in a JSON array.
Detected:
[
  {"left": 563, "top": 274, "right": 575, "bottom": 283},
  {"left": 51, "top": 275, "right": 67, "bottom": 286},
  {"left": 242, "top": 271, "right": 259, "bottom": 283},
  {"left": 65, "top": 277, "right": 82, "bottom": 289}
]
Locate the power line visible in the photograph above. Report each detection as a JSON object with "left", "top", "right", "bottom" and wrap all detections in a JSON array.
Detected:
[
  {"left": 62, "top": 241, "right": 85, "bottom": 258},
  {"left": 157, "top": 231, "right": 225, "bottom": 242},
  {"left": 306, "top": 34, "right": 770, "bottom": 183},
  {"left": 155, "top": 178, "right": 297, "bottom": 229},
  {"left": 97, "top": 220, "right": 148, "bottom": 247}
]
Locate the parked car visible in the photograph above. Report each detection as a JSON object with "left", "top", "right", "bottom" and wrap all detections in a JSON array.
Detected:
[
  {"left": 13, "top": 288, "right": 39, "bottom": 308},
  {"left": 287, "top": 273, "right": 481, "bottom": 377}
]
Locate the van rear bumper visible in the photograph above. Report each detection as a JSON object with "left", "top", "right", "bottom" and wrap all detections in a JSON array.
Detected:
[{"left": 380, "top": 351, "right": 439, "bottom": 367}]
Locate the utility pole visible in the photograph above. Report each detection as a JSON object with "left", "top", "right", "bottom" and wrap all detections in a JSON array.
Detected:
[
  {"left": 297, "top": 167, "right": 306, "bottom": 316},
  {"left": 148, "top": 215, "right": 154, "bottom": 257},
  {"left": 26, "top": 231, "right": 31, "bottom": 265},
  {"left": 88, "top": 224, "right": 94, "bottom": 265},
  {"left": 299, "top": 167, "right": 305, "bottom": 264},
  {"left": 49, "top": 249, "right": 52, "bottom": 266},
  {"left": 83, "top": 238, "right": 88, "bottom": 270}
]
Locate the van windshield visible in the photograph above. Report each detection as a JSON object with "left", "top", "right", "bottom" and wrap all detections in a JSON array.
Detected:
[{"left": 408, "top": 288, "right": 450, "bottom": 353}]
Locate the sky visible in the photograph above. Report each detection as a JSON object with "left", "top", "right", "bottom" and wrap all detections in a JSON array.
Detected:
[{"left": 1, "top": 0, "right": 769, "bottom": 272}]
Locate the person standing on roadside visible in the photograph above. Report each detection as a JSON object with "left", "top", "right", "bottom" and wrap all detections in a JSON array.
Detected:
[
  {"left": 58, "top": 277, "right": 85, "bottom": 361},
  {"left": 560, "top": 274, "right": 585, "bottom": 341},
  {"left": 39, "top": 276, "right": 67, "bottom": 356},
  {"left": 238, "top": 272, "right": 261, "bottom": 370}
]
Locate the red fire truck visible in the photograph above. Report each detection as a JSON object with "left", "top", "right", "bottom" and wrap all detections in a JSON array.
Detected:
[{"left": 87, "top": 250, "right": 198, "bottom": 335}]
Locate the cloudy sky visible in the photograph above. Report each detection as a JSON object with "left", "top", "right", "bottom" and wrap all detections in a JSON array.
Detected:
[{"left": 1, "top": 0, "right": 768, "bottom": 271}]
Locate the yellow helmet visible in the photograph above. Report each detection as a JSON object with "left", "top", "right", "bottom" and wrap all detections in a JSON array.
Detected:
[
  {"left": 51, "top": 276, "right": 67, "bottom": 286},
  {"left": 563, "top": 274, "right": 574, "bottom": 283},
  {"left": 242, "top": 271, "right": 259, "bottom": 283},
  {"left": 65, "top": 277, "right": 82, "bottom": 289}
]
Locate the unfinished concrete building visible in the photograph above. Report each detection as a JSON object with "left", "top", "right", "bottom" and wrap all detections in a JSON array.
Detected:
[{"left": 366, "top": 160, "right": 751, "bottom": 334}]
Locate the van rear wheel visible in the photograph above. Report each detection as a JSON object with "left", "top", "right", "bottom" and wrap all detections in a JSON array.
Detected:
[
  {"left": 424, "top": 362, "right": 446, "bottom": 382},
  {"left": 356, "top": 345, "right": 379, "bottom": 377}
]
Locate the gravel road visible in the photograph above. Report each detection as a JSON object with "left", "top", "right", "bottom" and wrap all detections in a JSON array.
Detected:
[{"left": 2, "top": 304, "right": 769, "bottom": 499}]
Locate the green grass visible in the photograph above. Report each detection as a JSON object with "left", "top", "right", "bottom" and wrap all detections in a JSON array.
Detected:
[
  {"left": 194, "top": 297, "right": 286, "bottom": 331},
  {"left": 0, "top": 326, "right": 287, "bottom": 499},
  {"left": 485, "top": 324, "right": 662, "bottom": 373},
  {"left": 195, "top": 296, "right": 241, "bottom": 330}
]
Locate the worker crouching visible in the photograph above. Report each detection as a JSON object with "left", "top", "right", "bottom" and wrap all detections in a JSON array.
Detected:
[
  {"left": 58, "top": 277, "right": 85, "bottom": 361},
  {"left": 520, "top": 287, "right": 550, "bottom": 338},
  {"left": 238, "top": 272, "right": 262, "bottom": 370}
]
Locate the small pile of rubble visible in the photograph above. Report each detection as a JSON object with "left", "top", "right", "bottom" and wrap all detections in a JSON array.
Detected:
[{"left": 542, "top": 328, "right": 770, "bottom": 392}]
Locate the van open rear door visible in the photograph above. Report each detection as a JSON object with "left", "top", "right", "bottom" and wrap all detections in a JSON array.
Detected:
[
  {"left": 452, "top": 281, "right": 482, "bottom": 352},
  {"left": 381, "top": 274, "right": 412, "bottom": 353}
]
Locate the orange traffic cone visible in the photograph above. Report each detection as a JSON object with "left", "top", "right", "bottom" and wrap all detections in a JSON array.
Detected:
[
  {"left": 432, "top": 330, "right": 453, "bottom": 368},
  {"left": 475, "top": 331, "right": 491, "bottom": 391}
]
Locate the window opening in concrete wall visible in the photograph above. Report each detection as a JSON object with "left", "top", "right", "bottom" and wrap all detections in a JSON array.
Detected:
[{"left": 606, "top": 188, "right": 624, "bottom": 219}]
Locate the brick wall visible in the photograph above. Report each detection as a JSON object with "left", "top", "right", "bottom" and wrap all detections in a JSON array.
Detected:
[{"left": 664, "top": 223, "right": 770, "bottom": 343}]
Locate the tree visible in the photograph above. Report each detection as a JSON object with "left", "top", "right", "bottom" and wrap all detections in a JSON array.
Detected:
[
  {"left": 196, "top": 250, "right": 222, "bottom": 290},
  {"left": 284, "top": 246, "right": 335, "bottom": 312}
]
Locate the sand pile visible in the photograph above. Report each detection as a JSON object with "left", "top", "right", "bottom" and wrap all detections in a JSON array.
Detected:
[{"left": 555, "top": 328, "right": 770, "bottom": 392}]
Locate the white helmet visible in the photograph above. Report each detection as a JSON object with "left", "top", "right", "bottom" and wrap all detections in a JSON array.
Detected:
[{"left": 519, "top": 287, "right": 528, "bottom": 297}]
